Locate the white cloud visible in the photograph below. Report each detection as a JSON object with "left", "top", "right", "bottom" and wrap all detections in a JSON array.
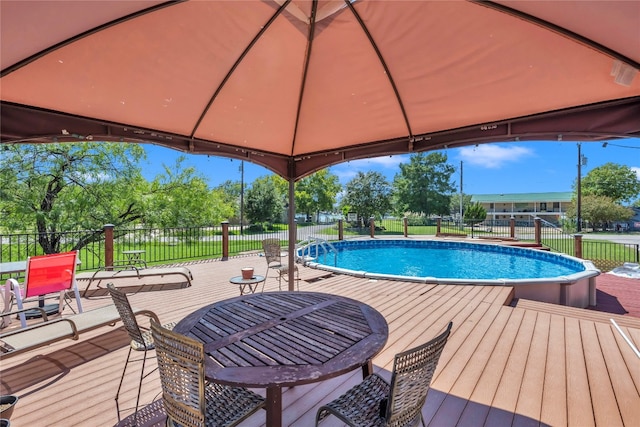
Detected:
[
  {"left": 457, "top": 144, "right": 533, "bottom": 168},
  {"left": 331, "top": 154, "right": 408, "bottom": 183},
  {"left": 332, "top": 168, "right": 359, "bottom": 182},
  {"left": 632, "top": 166, "right": 640, "bottom": 180},
  {"left": 348, "top": 155, "right": 408, "bottom": 169}
]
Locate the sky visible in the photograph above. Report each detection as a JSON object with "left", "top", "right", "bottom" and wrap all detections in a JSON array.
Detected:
[{"left": 140, "top": 138, "right": 640, "bottom": 196}]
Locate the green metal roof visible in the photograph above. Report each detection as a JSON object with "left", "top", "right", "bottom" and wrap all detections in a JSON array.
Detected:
[{"left": 470, "top": 192, "right": 573, "bottom": 203}]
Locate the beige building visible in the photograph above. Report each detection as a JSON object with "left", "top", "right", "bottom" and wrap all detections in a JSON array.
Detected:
[{"left": 471, "top": 192, "right": 572, "bottom": 224}]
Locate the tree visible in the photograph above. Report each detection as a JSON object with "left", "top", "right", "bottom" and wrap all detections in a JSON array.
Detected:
[
  {"left": 0, "top": 143, "right": 146, "bottom": 253},
  {"left": 341, "top": 171, "right": 392, "bottom": 223},
  {"left": 295, "top": 169, "right": 341, "bottom": 221},
  {"left": 392, "top": 152, "right": 456, "bottom": 216},
  {"left": 578, "top": 163, "right": 640, "bottom": 203},
  {"left": 566, "top": 195, "right": 634, "bottom": 231},
  {"left": 449, "top": 193, "right": 473, "bottom": 218},
  {"left": 143, "top": 157, "right": 235, "bottom": 228},
  {"left": 0, "top": 144, "right": 242, "bottom": 253},
  {"left": 214, "top": 179, "right": 243, "bottom": 223},
  {"left": 464, "top": 202, "right": 487, "bottom": 225},
  {"left": 244, "top": 175, "right": 285, "bottom": 224},
  {"left": 215, "top": 180, "right": 242, "bottom": 200}
]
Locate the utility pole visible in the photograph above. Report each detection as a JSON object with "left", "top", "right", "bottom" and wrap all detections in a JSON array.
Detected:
[
  {"left": 577, "top": 143, "right": 581, "bottom": 232},
  {"left": 576, "top": 143, "right": 587, "bottom": 232},
  {"left": 459, "top": 161, "right": 463, "bottom": 229},
  {"left": 240, "top": 160, "right": 244, "bottom": 235}
]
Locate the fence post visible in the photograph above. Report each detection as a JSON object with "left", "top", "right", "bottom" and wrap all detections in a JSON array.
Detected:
[
  {"left": 403, "top": 217, "right": 408, "bottom": 237},
  {"left": 369, "top": 217, "right": 375, "bottom": 238},
  {"left": 436, "top": 217, "right": 441, "bottom": 235},
  {"left": 104, "top": 224, "right": 114, "bottom": 269},
  {"left": 338, "top": 219, "right": 344, "bottom": 241},
  {"left": 221, "top": 221, "right": 229, "bottom": 260},
  {"left": 574, "top": 234, "right": 583, "bottom": 259},
  {"left": 510, "top": 216, "right": 516, "bottom": 239},
  {"left": 534, "top": 217, "right": 541, "bottom": 245}
]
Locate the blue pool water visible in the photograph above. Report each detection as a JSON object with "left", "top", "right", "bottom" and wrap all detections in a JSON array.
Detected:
[{"left": 304, "top": 240, "right": 585, "bottom": 280}]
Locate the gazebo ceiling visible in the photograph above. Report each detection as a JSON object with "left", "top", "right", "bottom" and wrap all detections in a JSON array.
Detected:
[{"left": 1, "top": 0, "right": 639, "bottom": 180}]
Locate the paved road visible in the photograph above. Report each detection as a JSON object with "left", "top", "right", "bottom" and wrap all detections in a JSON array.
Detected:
[{"left": 579, "top": 233, "right": 640, "bottom": 245}]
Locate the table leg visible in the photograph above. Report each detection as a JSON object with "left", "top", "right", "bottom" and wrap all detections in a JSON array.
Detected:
[
  {"left": 265, "top": 386, "right": 282, "bottom": 427},
  {"left": 362, "top": 359, "right": 374, "bottom": 378},
  {"left": 239, "top": 282, "right": 259, "bottom": 295}
]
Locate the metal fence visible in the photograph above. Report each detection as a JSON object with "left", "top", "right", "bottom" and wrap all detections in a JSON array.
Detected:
[
  {"left": 2, "top": 218, "right": 637, "bottom": 280},
  {"left": 581, "top": 239, "right": 639, "bottom": 271},
  {"left": 436, "top": 217, "right": 547, "bottom": 241},
  {"left": 536, "top": 217, "right": 639, "bottom": 270},
  {"left": 0, "top": 221, "right": 341, "bottom": 279},
  {"left": 0, "top": 230, "right": 105, "bottom": 272},
  {"left": 380, "top": 216, "right": 639, "bottom": 272}
]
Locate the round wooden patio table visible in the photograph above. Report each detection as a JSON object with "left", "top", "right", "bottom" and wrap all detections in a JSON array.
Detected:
[{"left": 174, "top": 291, "right": 388, "bottom": 427}]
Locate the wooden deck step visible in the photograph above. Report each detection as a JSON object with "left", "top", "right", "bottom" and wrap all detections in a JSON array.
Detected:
[{"left": 512, "top": 298, "right": 640, "bottom": 329}]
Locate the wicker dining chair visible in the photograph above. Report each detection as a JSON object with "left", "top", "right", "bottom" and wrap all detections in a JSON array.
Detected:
[
  {"left": 316, "top": 322, "right": 453, "bottom": 427},
  {"left": 106, "top": 283, "right": 176, "bottom": 424},
  {"left": 261, "top": 238, "right": 299, "bottom": 291},
  {"left": 150, "top": 319, "right": 266, "bottom": 427}
]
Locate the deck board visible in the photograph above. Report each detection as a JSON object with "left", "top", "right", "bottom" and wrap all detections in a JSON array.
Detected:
[
  {"left": 581, "top": 320, "right": 624, "bottom": 426},
  {"left": 565, "top": 317, "right": 596, "bottom": 427},
  {"left": 452, "top": 307, "right": 525, "bottom": 427},
  {"left": 484, "top": 309, "right": 537, "bottom": 426},
  {"left": 513, "top": 311, "right": 549, "bottom": 427},
  {"left": 539, "top": 313, "right": 568, "bottom": 427},
  {"left": 1, "top": 255, "right": 638, "bottom": 427},
  {"left": 427, "top": 303, "right": 504, "bottom": 426},
  {"left": 594, "top": 322, "right": 640, "bottom": 423},
  {"left": 513, "top": 298, "right": 640, "bottom": 329}
]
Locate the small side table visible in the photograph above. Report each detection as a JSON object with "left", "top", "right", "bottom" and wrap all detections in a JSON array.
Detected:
[
  {"left": 120, "top": 250, "right": 147, "bottom": 268},
  {"left": 229, "top": 275, "right": 265, "bottom": 295}
]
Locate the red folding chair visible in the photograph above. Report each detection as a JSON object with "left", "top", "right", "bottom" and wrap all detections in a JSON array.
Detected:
[{"left": 7, "top": 251, "right": 83, "bottom": 328}]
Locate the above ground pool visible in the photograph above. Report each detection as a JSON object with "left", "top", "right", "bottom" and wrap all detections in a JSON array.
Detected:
[{"left": 299, "top": 238, "right": 600, "bottom": 308}]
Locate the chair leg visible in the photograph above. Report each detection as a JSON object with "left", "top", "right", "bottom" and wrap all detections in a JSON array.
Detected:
[
  {"left": 133, "top": 348, "right": 149, "bottom": 426},
  {"left": 1, "top": 282, "right": 14, "bottom": 328},
  {"left": 115, "top": 347, "right": 149, "bottom": 425},
  {"left": 115, "top": 347, "right": 133, "bottom": 421},
  {"left": 277, "top": 268, "right": 300, "bottom": 291}
]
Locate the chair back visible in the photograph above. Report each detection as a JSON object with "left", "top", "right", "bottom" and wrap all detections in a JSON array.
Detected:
[
  {"left": 107, "top": 283, "right": 148, "bottom": 346},
  {"left": 24, "top": 251, "right": 78, "bottom": 298},
  {"left": 261, "top": 238, "right": 282, "bottom": 266},
  {"left": 385, "top": 322, "right": 453, "bottom": 427},
  {"left": 151, "top": 319, "right": 207, "bottom": 427}
]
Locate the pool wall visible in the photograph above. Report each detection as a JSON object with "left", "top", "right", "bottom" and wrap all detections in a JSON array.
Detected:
[{"left": 300, "top": 239, "right": 600, "bottom": 308}]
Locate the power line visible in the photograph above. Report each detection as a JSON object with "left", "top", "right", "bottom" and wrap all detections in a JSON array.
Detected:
[{"left": 602, "top": 142, "right": 640, "bottom": 149}]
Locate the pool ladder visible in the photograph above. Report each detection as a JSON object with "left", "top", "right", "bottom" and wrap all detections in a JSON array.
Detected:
[{"left": 297, "top": 237, "right": 338, "bottom": 266}]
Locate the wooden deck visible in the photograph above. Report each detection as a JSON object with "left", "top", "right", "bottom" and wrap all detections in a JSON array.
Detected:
[
  {"left": 588, "top": 273, "right": 640, "bottom": 318},
  {"left": 1, "top": 255, "right": 639, "bottom": 426}
]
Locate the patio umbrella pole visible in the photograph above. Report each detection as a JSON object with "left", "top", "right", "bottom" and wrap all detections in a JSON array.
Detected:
[{"left": 288, "top": 178, "right": 296, "bottom": 292}]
